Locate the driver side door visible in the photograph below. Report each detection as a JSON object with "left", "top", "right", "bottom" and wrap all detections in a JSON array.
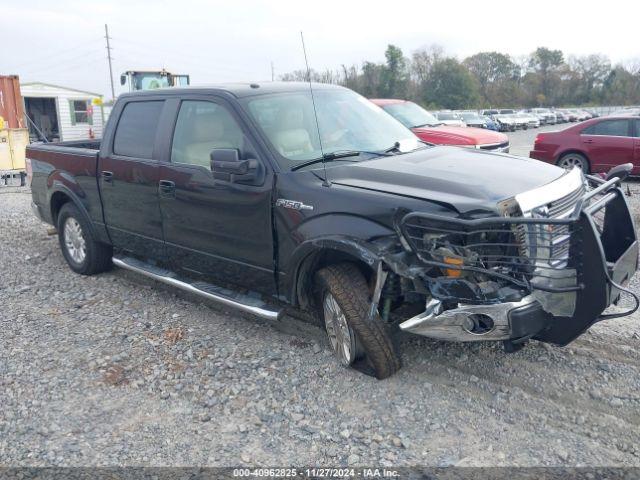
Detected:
[{"left": 158, "top": 96, "right": 276, "bottom": 294}]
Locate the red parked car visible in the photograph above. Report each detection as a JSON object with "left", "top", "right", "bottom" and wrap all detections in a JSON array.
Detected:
[
  {"left": 370, "top": 99, "right": 510, "bottom": 152},
  {"left": 530, "top": 116, "right": 640, "bottom": 173}
]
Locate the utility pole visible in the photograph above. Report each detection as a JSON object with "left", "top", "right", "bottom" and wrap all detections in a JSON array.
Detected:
[
  {"left": 104, "top": 24, "right": 115, "bottom": 100},
  {"left": 271, "top": 61, "right": 275, "bottom": 82}
]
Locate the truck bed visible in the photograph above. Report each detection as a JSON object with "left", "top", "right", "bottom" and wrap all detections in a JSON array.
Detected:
[{"left": 27, "top": 139, "right": 103, "bottom": 229}]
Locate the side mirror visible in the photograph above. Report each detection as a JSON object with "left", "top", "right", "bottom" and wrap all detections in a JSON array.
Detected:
[
  {"left": 120, "top": 74, "right": 126, "bottom": 86},
  {"left": 210, "top": 149, "right": 262, "bottom": 184},
  {"left": 606, "top": 163, "right": 633, "bottom": 182}
]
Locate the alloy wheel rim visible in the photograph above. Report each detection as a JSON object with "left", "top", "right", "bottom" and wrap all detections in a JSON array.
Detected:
[
  {"left": 323, "top": 292, "right": 356, "bottom": 366},
  {"left": 559, "top": 155, "right": 584, "bottom": 170},
  {"left": 64, "top": 217, "right": 87, "bottom": 264}
]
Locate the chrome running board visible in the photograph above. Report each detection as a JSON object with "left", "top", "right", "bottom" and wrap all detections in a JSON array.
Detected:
[{"left": 112, "top": 256, "right": 282, "bottom": 320}]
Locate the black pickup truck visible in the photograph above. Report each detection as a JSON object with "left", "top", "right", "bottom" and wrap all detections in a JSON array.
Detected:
[{"left": 27, "top": 82, "right": 639, "bottom": 379}]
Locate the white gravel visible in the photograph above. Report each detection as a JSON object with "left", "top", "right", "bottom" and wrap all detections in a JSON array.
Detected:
[{"left": 1, "top": 185, "right": 640, "bottom": 467}]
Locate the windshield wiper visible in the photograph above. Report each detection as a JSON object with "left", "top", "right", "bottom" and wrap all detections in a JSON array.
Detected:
[{"left": 290, "top": 149, "right": 392, "bottom": 171}]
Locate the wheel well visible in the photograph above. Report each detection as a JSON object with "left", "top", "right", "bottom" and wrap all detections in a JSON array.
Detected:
[
  {"left": 295, "top": 249, "right": 374, "bottom": 311},
  {"left": 557, "top": 150, "right": 591, "bottom": 172},
  {"left": 50, "top": 191, "right": 71, "bottom": 225}
]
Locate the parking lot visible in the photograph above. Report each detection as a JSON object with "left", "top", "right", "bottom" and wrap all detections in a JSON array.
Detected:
[
  {"left": 2, "top": 145, "right": 640, "bottom": 467},
  {"left": 506, "top": 123, "right": 560, "bottom": 157}
]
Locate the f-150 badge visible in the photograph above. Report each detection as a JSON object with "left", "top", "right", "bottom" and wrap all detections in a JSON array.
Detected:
[{"left": 276, "top": 199, "right": 314, "bottom": 211}]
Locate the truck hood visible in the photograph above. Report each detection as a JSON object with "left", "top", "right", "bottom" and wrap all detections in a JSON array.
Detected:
[
  {"left": 412, "top": 125, "right": 507, "bottom": 146},
  {"left": 328, "top": 146, "right": 565, "bottom": 214}
]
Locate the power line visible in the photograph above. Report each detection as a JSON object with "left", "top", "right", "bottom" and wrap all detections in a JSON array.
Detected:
[
  {"left": 4, "top": 38, "right": 103, "bottom": 72},
  {"left": 114, "top": 37, "right": 260, "bottom": 75},
  {"left": 18, "top": 48, "right": 106, "bottom": 77}
]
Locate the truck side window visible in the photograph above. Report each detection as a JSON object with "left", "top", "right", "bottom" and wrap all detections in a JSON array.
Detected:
[
  {"left": 171, "top": 101, "right": 243, "bottom": 167},
  {"left": 113, "top": 101, "right": 164, "bottom": 159}
]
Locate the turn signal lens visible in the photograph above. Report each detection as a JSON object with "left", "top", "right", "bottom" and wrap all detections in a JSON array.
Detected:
[{"left": 443, "top": 256, "right": 463, "bottom": 277}]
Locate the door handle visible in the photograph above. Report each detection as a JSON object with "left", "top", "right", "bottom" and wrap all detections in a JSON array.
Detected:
[
  {"left": 583, "top": 139, "right": 595, "bottom": 144},
  {"left": 158, "top": 179, "right": 176, "bottom": 196},
  {"left": 101, "top": 170, "right": 114, "bottom": 182}
]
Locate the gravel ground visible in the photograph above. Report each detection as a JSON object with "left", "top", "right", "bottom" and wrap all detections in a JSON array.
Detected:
[{"left": 2, "top": 183, "right": 640, "bottom": 468}]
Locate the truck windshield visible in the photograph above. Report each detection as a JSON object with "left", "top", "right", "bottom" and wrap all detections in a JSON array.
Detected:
[
  {"left": 131, "top": 73, "right": 171, "bottom": 90},
  {"left": 243, "top": 88, "right": 420, "bottom": 170},
  {"left": 381, "top": 102, "right": 440, "bottom": 128}
]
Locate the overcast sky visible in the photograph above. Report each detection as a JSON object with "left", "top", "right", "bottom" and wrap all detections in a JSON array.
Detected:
[{"left": 2, "top": 0, "right": 637, "bottom": 99}]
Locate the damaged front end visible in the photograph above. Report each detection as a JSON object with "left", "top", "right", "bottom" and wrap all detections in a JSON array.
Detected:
[{"left": 379, "top": 167, "right": 638, "bottom": 347}]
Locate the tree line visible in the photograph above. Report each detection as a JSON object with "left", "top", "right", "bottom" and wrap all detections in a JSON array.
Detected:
[{"left": 280, "top": 45, "right": 640, "bottom": 109}]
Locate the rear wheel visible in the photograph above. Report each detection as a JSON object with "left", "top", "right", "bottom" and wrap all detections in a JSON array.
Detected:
[
  {"left": 557, "top": 152, "right": 589, "bottom": 173},
  {"left": 57, "top": 203, "right": 112, "bottom": 275},
  {"left": 315, "top": 263, "right": 401, "bottom": 379}
]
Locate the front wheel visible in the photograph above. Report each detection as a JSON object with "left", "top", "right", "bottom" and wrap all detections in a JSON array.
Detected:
[
  {"left": 557, "top": 153, "right": 589, "bottom": 173},
  {"left": 315, "top": 263, "right": 401, "bottom": 379},
  {"left": 57, "top": 203, "right": 112, "bottom": 275}
]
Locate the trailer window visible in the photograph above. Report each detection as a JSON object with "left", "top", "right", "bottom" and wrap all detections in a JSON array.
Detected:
[
  {"left": 70, "top": 100, "right": 89, "bottom": 124},
  {"left": 113, "top": 101, "right": 164, "bottom": 159}
]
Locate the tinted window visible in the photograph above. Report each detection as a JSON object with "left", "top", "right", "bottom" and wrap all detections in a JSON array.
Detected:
[
  {"left": 171, "top": 101, "right": 244, "bottom": 167},
  {"left": 634, "top": 119, "right": 640, "bottom": 138},
  {"left": 583, "top": 119, "right": 630, "bottom": 137},
  {"left": 113, "top": 101, "right": 164, "bottom": 159}
]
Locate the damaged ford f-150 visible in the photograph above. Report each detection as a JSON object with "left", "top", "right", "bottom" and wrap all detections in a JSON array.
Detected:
[{"left": 27, "top": 82, "right": 639, "bottom": 379}]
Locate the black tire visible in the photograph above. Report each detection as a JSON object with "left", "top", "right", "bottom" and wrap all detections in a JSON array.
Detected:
[
  {"left": 557, "top": 152, "right": 590, "bottom": 173},
  {"left": 57, "top": 202, "right": 112, "bottom": 275},
  {"left": 316, "top": 263, "right": 401, "bottom": 379}
]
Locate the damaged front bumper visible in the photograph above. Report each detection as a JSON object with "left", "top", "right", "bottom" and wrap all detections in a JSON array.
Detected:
[{"left": 395, "top": 173, "right": 638, "bottom": 346}]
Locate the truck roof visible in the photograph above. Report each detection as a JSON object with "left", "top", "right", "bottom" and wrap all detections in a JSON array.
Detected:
[{"left": 118, "top": 81, "right": 345, "bottom": 99}]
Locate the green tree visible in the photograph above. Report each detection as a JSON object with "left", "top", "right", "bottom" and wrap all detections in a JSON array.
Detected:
[
  {"left": 602, "top": 66, "right": 640, "bottom": 105},
  {"left": 569, "top": 54, "right": 611, "bottom": 103},
  {"left": 380, "top": 44, "right": 409, "bottom": 98},
  {"left": 360, "top": 61, "right": 385, "bottom": 98},
  {"left": 528, "top": 47, "right": 564, "bottom": 103},
  {"left": 421, "top": 58, "right": 479, "bottom": 109},
  {"left": 463, "top": 51, "right": 519, "bottom": 105}
]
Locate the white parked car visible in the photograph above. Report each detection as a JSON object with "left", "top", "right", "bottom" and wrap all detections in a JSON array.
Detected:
[
  {"left": 529, "top": 108, "right": 556, "bottom": 125},
  {"left": 566, "top": 109, "right": 590, "bottom": 121},
  {"left": 516, "top": 112, "right": 540, "bottom": 128},
  {"left": 493, "top": 114, "right": 517, "bottom": 131},
  {"left": 434, "top": 111, "right": 466, "bottom": 127},
  {"left": 560, "top": 110, "right": 579, "bottom": 122}
]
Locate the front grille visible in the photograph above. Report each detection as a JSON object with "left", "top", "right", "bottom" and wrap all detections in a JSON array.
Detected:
[
  {"left": 479, "top": 141, "right": 509, "bottom": 151},
  {"left": 524, "top": 184, "right": 585, "bottom": 268},
  {"left": 401, "top": 214, "right": 580, "bottom": 289},
  {"left": 400, "top": 181, "right": 588, "bottom": 291}
]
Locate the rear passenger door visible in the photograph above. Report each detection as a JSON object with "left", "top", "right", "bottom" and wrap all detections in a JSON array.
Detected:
[
  {"left": 158, "top": 96, "right": 276, "bottom": 294},
  {"left": 98, "top": 99, "right": 167, "bottom": 258},
  {"left": 580, "top": 119, "right": 635, "bottom": 172}
]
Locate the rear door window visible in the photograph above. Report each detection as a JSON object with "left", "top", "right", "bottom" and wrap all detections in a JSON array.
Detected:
[
  {"left": 113, "top": 101, "right": 164, "bottom": 158},
  {"left": 582, "top": 119, "right": 631, "bottom": 137}
]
